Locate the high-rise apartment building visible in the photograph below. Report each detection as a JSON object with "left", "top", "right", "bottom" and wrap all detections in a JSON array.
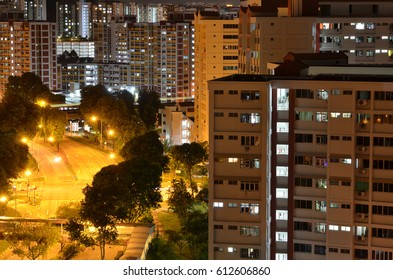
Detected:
[
  {"left": 208, "top": 54, "right": 393, "bottom": 260},
  {"left": 130, "top": 3, "right": 165, "bottom": 23},
  {"left": 124, "top": 20, "right": 194, "bottom": 100},
  {"left": 24, "top": 0, "right": 47, "bottom": 21},
  {"left": 239, "top": 0, "right": 393, "bottom": 75},
  {"left": 193, "top": 10, "right": 239, "bottom": 142},
  {"left": 63, "top": 18, "right": 194, "bottom": 101},
  {"left": 0, "top": 20, "right": 59, "bottom": 96}
]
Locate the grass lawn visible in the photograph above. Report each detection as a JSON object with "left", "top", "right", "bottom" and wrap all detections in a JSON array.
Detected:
[
  {"left": 0, "top": 240, "right": 9, "bottom": 255},
  {"left": 157, "top": 211, "right": 180, "bottom": 232}
]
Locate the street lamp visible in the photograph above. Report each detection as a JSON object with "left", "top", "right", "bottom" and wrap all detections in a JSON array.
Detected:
[
  {"left": 12, "top": 185, "right": 17, "bottom": 211},
  {"left": 37, "top": 100, "right": 47, "bottom": 108},
  {"left": 108, "top": 129, "right": 115, "bottom": 150},
  {"left": 25, "top": 169, "right": 31, "bottom": 201},
  {"left": 91, "top": 115, "right": 103, "bottom": 146},
  {"left": 0, "top": 196, "right": 6, "bottom": 203}
]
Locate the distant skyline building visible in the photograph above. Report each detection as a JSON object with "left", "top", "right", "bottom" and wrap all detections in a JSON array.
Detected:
[
  {"left": 239, "top": 0, "right": 393, "bottom": 76},
  {"left": 24, "top": 0, "right": 47, "bottom": 21},
  {"left": 0, "top": 20, "right": 59, "bottom": 96},
  {"left": 193, "top": 9, "right": 240, "bottom": 142}
]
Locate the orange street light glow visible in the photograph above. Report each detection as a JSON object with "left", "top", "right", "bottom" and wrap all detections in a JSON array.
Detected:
[{"left": 37, "top": 100, "right": 47, "bottom": 107}]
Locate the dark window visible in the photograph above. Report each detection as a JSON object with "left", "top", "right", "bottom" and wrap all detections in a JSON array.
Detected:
[{"left": 294, "top": 243, "right": 312, "bottom": 253}]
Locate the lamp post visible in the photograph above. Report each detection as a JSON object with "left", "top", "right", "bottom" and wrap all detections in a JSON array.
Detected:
[
  {"left": 108, "top": 129, "right": 115, "bottom": 150},
  {"left": 12, "top": 185, "right": 17, "bottom": 211},
  {"left": 0, "top": 196, "right": 6, "bottom": 213},
  {"left": 32, "top": 186, "right": 37, "bottom": 204},
  {"left": 91, "top": 116, "right": 103, "bottom": 146},
  {"left": 25, "top": 169, "right": 31, "bottom": 201}
]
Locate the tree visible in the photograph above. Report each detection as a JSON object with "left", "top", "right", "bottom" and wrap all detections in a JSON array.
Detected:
[
  {"left": 116, "top": 159, "right": 163, "bottom": 222},
  {"left": 167, "top": 179, "right": 194, "bottom": 224},
  {"left": 120, "top": 130, "right": 168, "bottom": 169},
  {"left": 0, "top": 130, "right": 29, "bottom": 194},
  {"left": 5, "top": 222, "right": 59, "bottom": 260},
  {"left": 169, "top": 142, "right": 208, "bottom": 192},
  {"left": 0, "top": 92, "right": 39, "bottom": 139},
  {"left": 79, "top": 85, "right": 146, "bottom": 150},
  {"left": 147, "top": 237, "right": 178, "bottom": 260},
  {"left": 166, "top": 230, "right": 188, "bottom": 255},
  {"left": 42, "top": 107, "right": 67, "bottom": 151},
  {"left": 79, "top": 85, "right": 107, "bottom": 119},
  {"left": 182, "top": 210, "right": 208, "bottom": 259},
  {"left": 78, "top": 158, "right": 163, "bottom": 258},
  {"left": 79, "top": 165, "right": 122, "bottom": 259},
  {"left": 56, "top": 202, "right": 81, "bottom": 220},
  {"left": 195, "top": 186, "right": 208, "bottom": 205},
  {"left": 4, "top": 72, "right": 64, "bottom": 104},
  {"left": 137, "top": 89, "right": 160, "bottom": 129}
]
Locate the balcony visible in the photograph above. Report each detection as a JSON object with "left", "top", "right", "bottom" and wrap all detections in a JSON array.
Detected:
[{"left": 354, "top": 235, "right": 368, "bottom": 245}]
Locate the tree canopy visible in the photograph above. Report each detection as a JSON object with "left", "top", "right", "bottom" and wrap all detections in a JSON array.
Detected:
[
  {"left": 5, "top": 222, "right": 59, "bottom": 260},
  {"left": 169, "top": 142, "right": 208, "bottom": 189},
  {"left": 41, "top": 107, "right": 68, "bottom": 150},
  {"left": 78, "top": 158, "right": 163, "bottom": 258},
  {"left": 0, "top": 130, "right": 29, "bottom": 194},
  {"left": 5, "top": 72, "right": 64, "bottom": 104},
  {"left": 120, "top": 130, "right": 168, "bottom": 169},
  {"left": 137, "top": 89, "right": 160, "bottom": 129},
  {"left": 79, "top": 85, "right": 146, "bottom": 150},
  {"left": 167, "top": 179, "right": 194, "bottom": 224},
  {"left": 0, "top": 91, "right": 39, "bottom": 139}
]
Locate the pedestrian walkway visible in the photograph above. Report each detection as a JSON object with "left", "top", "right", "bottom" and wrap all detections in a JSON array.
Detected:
[{"left": 152, "top": 210, "right": 165, "bottom": 237}]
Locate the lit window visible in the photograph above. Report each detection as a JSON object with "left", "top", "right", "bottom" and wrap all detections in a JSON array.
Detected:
[
  {"left": 228, "top": 158, "right": 238, "bottom": 163},
  {"left": 329, "top": 225, "right": 339, "bottom": 231},
  {"left": 341, "top": 226, "right": 351, "bottom": 232},
  {"left": 213, "top": 202, "right": 224, "bottom": 208},
  {"left": 276, "top": 210, "right": 288, "bottom": 220},
  {"left": 276, "top": 188, "right": 288, "bottom": 198},
  {"left": 228, "top": 247, "right": 236, "bottom": 253},
  {"left": 277, "top": 166, "right": 288, "bottom": 177},
  {"left": 240, "top": 203, "right": 259, "bottom": 214},
  {"left": 277, "top": 144, "right": 289, "bottom": 155},
  {"left": 276, "top": 253, "right": 287, "bottom": 260},
  {"left": 276, "top": 232, "right": 288, "bottom": 242}
]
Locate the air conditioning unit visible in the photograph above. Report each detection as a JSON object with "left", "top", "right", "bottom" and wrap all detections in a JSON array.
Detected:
[
  {"left": 244, "top": 146, "right": 250, "bottom": 151},
  {"left": 357, "top": 235, "right": 366, "bottom": 241},
  {"left": 358, "top": 100, "right": 368, "bottom": 106},
  {"left": 359, "top": 169, "right": 367, "bottom": 174},
  {"left": 356, "top": 191, "right": 366, "bottom": 197},
  {"left": 358, "top": 146, "right": 367, "bottom": 152},
  {"left": 357, "top": 213, "right": 366, "bottom": 219}
]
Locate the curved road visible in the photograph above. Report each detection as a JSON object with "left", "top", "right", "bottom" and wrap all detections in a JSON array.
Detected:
[{"left": 17, "top": 136, "right": 117, "bottom": 218}]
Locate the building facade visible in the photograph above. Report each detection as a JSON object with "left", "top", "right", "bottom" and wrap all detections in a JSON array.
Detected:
[
  {"left": 239, "top": 0, "right": 393, "bottom": 75},
  {"left": 159, "top": 102, "right": 194, "bottom": 145},
  {"left": 0, "top": 20, "right": 59, "bottom": 96},
  {"left": 193, "top": 10, "right": 239, "bottom": 142},
  {"left": 208, "top": 66, "right": 393, "bottom": 260}
]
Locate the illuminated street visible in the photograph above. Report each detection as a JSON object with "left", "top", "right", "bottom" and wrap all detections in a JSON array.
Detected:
[{"left": 15, "top": 136, "right": 117, "bottom": 219}]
